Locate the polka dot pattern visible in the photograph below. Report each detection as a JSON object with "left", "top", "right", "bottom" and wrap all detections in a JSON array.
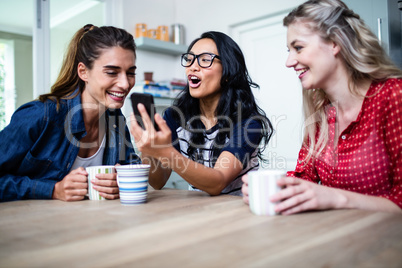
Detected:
[{"left": 287, "top": 78, "right": 402, "bottom": 208}]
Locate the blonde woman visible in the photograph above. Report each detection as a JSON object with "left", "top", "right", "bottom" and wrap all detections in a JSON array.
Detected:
[{"left": 242, "top": 0, "right": 402, "bottom": 214}]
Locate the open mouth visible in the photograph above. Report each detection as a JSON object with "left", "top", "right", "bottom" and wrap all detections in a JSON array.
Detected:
[
  {"left": 296, "top": 68, "right": 309, "bottom": 78},
  {"left": 188, "top": 75, "right": 201, "bottom": 87},
  {"left": 107, "top": 91, "right": 126, "bottom": 100}
]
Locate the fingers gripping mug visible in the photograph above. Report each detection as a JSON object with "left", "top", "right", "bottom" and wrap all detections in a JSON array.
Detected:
[
  {"left": 86, "top": 165, "right": 116, "bottom": 200},
  {"left": 248, "top": 169, "right": 286, "bottom": 216}
]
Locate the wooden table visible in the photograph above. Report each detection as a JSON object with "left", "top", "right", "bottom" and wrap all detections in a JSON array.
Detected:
[{"left": 1, "top": 188, "right": 402, "bottom": 267}]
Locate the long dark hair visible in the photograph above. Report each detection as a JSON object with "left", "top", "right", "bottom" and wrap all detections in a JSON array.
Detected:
[
  {"left": 172, "top": 31, "right": 273, "bottom": 166},
  {"left": 39, "top": 24, "right": 136, "bottom": 105}
]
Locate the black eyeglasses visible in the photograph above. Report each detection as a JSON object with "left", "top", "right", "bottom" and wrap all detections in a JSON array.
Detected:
[{"left": 181, "top": 53, "right": 221, "bottom": 68}]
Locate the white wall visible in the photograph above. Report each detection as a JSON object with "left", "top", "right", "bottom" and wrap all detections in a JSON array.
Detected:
[
  {"left": 121, "top": 0, "right": 304, "bottom": 83},
  {"left": 174, "top": 0, "right": 304, "bottom": 43},
  {"left": 50, "top": 3, "right": 105, "bottom": 86},
  {"left": 173, "top": 0, "right": 306, "bottom": 170},
  {"left": 121, "top": 0, "right": 306, "bottom": 171}
]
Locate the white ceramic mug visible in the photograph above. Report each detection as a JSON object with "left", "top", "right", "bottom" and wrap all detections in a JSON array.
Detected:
[
  {"left": 86, "top": 165, "right": 116, "bottom": 200},
  {"left": 248, "top": 169, "right": 286, "bottom": 216}
]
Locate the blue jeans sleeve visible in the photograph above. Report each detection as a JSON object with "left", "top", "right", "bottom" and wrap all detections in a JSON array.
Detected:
[
  {"left": 0, "top": 174, "right": 56, "bottom": 201},
  {"left": 0, "top": 101, "right": 56, "bottom": 201}
]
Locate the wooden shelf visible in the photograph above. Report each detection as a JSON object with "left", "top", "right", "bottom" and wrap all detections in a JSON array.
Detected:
[{"left": 136, "top": 37, "right": 187, "bottom": 55}]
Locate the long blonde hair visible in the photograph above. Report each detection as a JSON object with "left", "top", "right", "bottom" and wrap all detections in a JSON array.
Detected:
[{"left": 283, "top": 0, "right": 402, "bottom": 163}]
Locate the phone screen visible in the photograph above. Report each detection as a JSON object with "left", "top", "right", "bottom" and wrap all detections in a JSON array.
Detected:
[{"left": 130, "top": 93, "right": 159, "bottom": 131}]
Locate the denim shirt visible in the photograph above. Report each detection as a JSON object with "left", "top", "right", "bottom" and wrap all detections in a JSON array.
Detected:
[{"left": 0, "top": 91, "right": 140, "bottom": 201}]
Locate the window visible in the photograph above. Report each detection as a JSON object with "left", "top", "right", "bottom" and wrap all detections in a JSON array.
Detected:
[
  {"left": 0, "top": 43, "right": 5, "bottom": 130},
  {"left": 0, "top": 39, "right": 15, "bottom": 131},
  {"left": 0, "top": 0, "right": 107, "bottom": 132}
]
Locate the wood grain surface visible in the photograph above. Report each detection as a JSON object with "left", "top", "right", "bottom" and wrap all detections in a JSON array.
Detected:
[{"left": 1, "top": 188, "right": 401, "bottom": 267}]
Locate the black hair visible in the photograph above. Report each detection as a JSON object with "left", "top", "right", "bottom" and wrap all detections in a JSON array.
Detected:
[{"left": 172, "top": 31, "right": 273, "bottom": 166}]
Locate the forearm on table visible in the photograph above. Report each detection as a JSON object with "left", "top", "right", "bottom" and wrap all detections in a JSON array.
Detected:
[
  {"left": 142, "top": 156, "right": 171, "bottom": 190},
  {"left": 161, "top": 150, "right": 241, "bottom": 196},
  {"left": 0, "top": 174, "right": 55, "bottom": 201},
  {"left": 333, "top": 188, "right": 401, "bottom": 213}
]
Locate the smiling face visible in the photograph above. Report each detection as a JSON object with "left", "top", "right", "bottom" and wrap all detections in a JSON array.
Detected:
[
  {"left": 79, "top": 46, "right": 136, "bottom": 110},
  {"left": 285, "top": 21, "right": 340, "bottom": 91},
  {"left": 186, "top": 38, "right": 223, "bottom": 102}
]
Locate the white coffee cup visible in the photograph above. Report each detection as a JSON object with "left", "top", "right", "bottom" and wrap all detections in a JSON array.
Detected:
[
  {"left": 248, "top": 169, "right": 286, "bottom": 216},
  {"left": 86, "top": 165, "right": 116, "bottom": 200}
]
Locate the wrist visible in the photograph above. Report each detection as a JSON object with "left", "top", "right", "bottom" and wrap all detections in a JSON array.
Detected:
[
  {"left": 52, "top": 182, "right": 59, "bottom": 200},
  {"left": 158, "top": 149, "right": 176, "bottom": 169},
  {"left": 333, "top": 188, "right": 349, "bottom": 209}
]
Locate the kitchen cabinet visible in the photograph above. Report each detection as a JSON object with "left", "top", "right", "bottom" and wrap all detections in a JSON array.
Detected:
[
  {"left": 343, "top": 0, "right": 402, "bottom": 67},
  {"left": 136, "top": 37, "right": 187, "bottom": 55}
]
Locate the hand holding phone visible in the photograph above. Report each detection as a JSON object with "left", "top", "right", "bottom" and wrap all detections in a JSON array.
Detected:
[{"left": 130, "top": 93, "right": 159, "bottom": 131}]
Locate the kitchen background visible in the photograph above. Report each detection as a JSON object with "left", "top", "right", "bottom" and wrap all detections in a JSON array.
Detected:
[{"left": 0, "top": 0, "right": 401, "bottom": 189}]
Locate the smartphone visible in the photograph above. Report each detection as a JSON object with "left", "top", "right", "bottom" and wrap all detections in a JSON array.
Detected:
[{"left": 130, "top": 92, "right": 159, "bottom": 131}]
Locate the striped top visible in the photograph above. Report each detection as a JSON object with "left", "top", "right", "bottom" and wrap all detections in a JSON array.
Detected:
[{"left": 164, "top": 108, "right": 263, "bottom": 196}]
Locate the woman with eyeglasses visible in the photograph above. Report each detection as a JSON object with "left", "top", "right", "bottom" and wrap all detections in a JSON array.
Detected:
[
  {"left": 242, "top": 0, "right": 402, "bottom": 214},
  {"left": 130, "top": 31, "right": 273, "bottom": 196}
]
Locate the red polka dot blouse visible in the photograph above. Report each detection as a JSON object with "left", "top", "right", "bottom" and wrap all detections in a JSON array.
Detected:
[{"left": 288, "top": 78, "right": 402, "bottom": 209}]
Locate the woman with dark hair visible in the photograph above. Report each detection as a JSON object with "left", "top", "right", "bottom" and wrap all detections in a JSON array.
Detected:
[
  {"left": 131, "top": 31, "right": 273, "bottom": 196},
  {"left": 242, "top": 0, "right": 402, "bottom": 214},
  {"left": 0, "top": 24, "right": 140, "bottom": 201}
]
